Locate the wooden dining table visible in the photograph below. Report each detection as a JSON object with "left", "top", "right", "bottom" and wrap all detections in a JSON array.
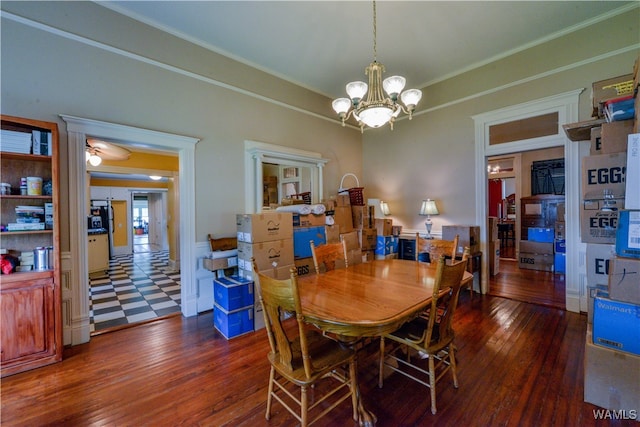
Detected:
[{"left": 295, "top": 258, "right": 473, "bottom": 426}]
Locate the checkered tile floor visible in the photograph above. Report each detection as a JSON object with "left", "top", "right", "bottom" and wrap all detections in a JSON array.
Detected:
[{"left": 89, "top": 250, "right": 181, "bottom": 333}]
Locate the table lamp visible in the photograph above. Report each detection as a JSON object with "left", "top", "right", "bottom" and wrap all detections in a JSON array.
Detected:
[{"left": 419, "top": 199, "right": 439, "bottom": 239}]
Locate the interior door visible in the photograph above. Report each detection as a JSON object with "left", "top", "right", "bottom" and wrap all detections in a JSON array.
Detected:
[
  {"left": 111, "top": 199, "right": 130, "bottom": 256},
  {"left": 147, "top": 192, "right": 168, "bottom": 250}
]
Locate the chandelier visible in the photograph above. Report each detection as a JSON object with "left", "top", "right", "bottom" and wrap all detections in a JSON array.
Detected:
[{"left": 332, "top": 1, "right": 422, "bottom": 132}]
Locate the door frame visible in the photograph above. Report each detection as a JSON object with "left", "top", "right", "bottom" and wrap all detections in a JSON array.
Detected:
[
  {"left": 472, "top": 89, "right": 585, "bottom": 313},
  {"left": 61, "top": 115, "right": 199, "bottom": 345}
]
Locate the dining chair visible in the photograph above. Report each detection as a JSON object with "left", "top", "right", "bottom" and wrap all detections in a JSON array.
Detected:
[
  {"left": 416, "top": 233, "right": 458, "bottom": 264},
  {"left": 310, "top": 240, "right": 348, "bottom": 274},
  {"left": 378, "top": 247, "right": 471, "bottom": 415},
  {"left": 416, "top": 233, "right": 474, "bottom": 298},
  {"left": 251, "top": 259, "right": 358, "bottom": 426}
]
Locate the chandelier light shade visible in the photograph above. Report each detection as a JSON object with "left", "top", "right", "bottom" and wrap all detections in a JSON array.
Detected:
[
  {"left": 419, "top": 199, "right": 439, "bottom": 240},
  {"left": 332, "top": 1, "right": 422, "bottom": 132}
]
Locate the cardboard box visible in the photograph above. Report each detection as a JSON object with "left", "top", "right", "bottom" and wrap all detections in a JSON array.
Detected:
[
  {"left": 555, "top": 221, "right": 566, "bottom": 240},
  {"left": 238, "top": 264, "right": 295, "bottom": 281},
  {"left": 592, "top": 74, "right": 635, "bottom": 111},
  {"left": 351, "top": 205, "right": 375, "bottom": 230},
  {"left": 527, "top": 227, "right": 554, "bottom": 242},
  {"left": 593, "top": 295, "right": 640, "bottom": 356},
  {"left": 236, "top": 212, "right": 293, "bottom": 243},
  {"left": 324, "top": 224, "right": 340, "bottom": 244},
  {"left": 581, "top": 209, "right": 620, "bottom": 244},
  {"left": 519, "top": 240, "right": 554, "bottom": 255},
  {"left": 488, "top": 217, "right": 499, "bottom": 241},
  {"left": 293, "top": 226, "right": 326, "bottom": 258},
  {"left": 582, "top": 153, "right": 627, "bottom": 199},
  {"left": 359, "top": 228, "right": 377, "bottom": 251},
  {"left": 293, "top": 213, "right": 326, "bottom": 227},
  {"left": 214, "top": 304, "right": 254, "bottom": 339},
  {"left": 213, "top": 275, "right": 254, "bottom": 311},
  {"left": 332, "top": 206, "right": 354, "bottom": 234},
  {"left": 518, "top": 252, "right": 554, "bottom": 272},
  {"left": 584, "top": 324, "right": 640, "bottom": 413},
  {"left": 375, "top": 219, "right": 393, "bottom": 236},
  {"left": 336, "top": 194, "right": 351, "bottom": 207},
  {"left": 590, "top": 126, "right": 602, "bottom": 155},
  {"left": 591, "top": 120, "right": 634, "bottom": 155},
  {"left": 586, "top": 244, "right": 616, "bottom": 287},
  {"left": 615, "top": 210, "right": 640, "bottom": 259},
  {"left": 587, "top": 285, "right": 609, "bottom": 324},
  {"left": 442, "top": 225, "right": 480, "bottom": 256},
  {"left": 237, "top": 239, "right": 294, "bottom": 272},
  {"left": 626, "top": 133, "right": 640, "bottom": 210},
  {"left": 203, "top": 256, "right": 238, "bottom": 272},
  {"left": 554, "top": 252, "right": 566, "bottom": 274},
  {"left": 253, "top": 301, "right": 265, "bottom": 331},
  {"left": 489, "top": 239, "right": 500, "bottom": 276},
  {"left": 294, "top": 257, "right": 315, "bottom": 276},
  {"left": 557, "top": 202, "right": 566, "bottom": 222},
  {"left": 375, "top": 235, "right": 398, "bottom": 255},
  {"left": 608, "top": 256, "right": 640, "bottom": 305},
  {"left": 341, "top": 230, "right": 360, "bottom": 250}
]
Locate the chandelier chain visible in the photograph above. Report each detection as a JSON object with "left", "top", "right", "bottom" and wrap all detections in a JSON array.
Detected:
[{"left": 372, "top": 0, "right": 377, "bottom": 62}]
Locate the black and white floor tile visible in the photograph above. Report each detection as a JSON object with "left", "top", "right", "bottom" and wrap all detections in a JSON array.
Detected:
[{"left": 89, "top": 250, "right": 181, "bottom": 333}]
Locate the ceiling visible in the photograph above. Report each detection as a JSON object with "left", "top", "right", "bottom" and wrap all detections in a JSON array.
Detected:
[{"left": 101, "top": 1, "right": 635, "bottom": 99}]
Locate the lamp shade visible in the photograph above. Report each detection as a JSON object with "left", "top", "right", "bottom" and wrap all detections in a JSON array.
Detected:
[
  {"left": 419, "top": 199, "right": 439, "bottom": 216},
  {"left": 381, "top": 201, "right": 390, "bottom": 216}
]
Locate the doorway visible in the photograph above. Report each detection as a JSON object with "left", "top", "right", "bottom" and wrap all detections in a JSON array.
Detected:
[
  {"left": 486, "top": 149, "right": 566, "bottom": 310},
  {"left": 132, "top": 192, "right": 168, "bottom": 254},
  {"left": 62, "top": 114, "right": 199, "bottom": 346}
]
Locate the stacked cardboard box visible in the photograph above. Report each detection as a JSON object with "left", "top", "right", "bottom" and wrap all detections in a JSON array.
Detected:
[
  {"left": 236, "top": 212, "right": 294, "bottom": 330},
  {"left": 584, "top": 65, "right": 640, "bottom": 411}
]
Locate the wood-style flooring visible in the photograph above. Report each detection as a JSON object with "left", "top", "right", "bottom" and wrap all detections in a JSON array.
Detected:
[
  {"left": 490, "top": 258, "right": 566, "bottom": 310},
  {"left": 1, "top": 283, "right": 630, "bottom": 425}
]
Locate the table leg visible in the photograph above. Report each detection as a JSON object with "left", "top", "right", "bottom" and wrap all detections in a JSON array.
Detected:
[{"left": 353, "top": 354, "right": 377, "bottom": 427}]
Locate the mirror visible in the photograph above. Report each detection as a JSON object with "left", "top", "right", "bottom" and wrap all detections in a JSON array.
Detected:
[
  {"left": 245, "top": 141, "right": 329, "bottom": 213},
  {"left": 263, "top": 163, "right": 312, "bottom": 208}
]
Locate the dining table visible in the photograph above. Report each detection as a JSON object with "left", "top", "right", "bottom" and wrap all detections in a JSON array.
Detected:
[{"left": 295, "top": 258, "right": 473, "bottom": 427}]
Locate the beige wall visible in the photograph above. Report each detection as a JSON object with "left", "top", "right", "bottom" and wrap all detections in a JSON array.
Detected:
[
  {"left": 0, "top": 1, "right": 363, "bottom": 252},
  {"left": 1, "top": 3, "right": 638, "bottom": 250},
  {"left": 363, "top": 8, "right": 639, "bottom": 234}
]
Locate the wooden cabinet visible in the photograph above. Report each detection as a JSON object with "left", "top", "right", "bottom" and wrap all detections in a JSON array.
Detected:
[
  {"left": 0, "top": 115, "right": 61, "bottom": 377},
  {"left": 88, "top": 233, "right": 109, "bottom": 273},
  {"left": 520, "top": 195, "right": 564, "bottom": 240}
]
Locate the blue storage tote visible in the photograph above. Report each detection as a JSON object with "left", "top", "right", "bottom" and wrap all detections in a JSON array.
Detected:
[
  {"left": 214, "top": 303, "right": 254, "bottom": 339},
  {"left": 293, "top": 226, "right": 326, "bottom": 258},
  {"left": 214, "top": 275, "right": 254, "bottom": 311},
  {"left": 528, "top": 227, "right": 554, "bottom": 242}
]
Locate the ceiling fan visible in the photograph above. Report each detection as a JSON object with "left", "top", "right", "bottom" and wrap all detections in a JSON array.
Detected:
[{"left": 86, "top": 138, "right": 131, "bottom": 166}]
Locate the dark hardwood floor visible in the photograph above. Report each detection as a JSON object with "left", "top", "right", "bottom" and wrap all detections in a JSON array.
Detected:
[
  {"left": 490, "top": 256, "right": 566, "bottom": 310},
  {"left": 1, "top": 283, "right": 632, "bottom": 426}
]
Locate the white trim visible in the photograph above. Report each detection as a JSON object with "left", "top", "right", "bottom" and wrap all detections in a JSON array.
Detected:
[
  {"left": 472, "top": 89, "right": 583, "bottom": 312},
  {"left": 3, "top": 9, "right": 637, "bottom": 132},
  {"left": 60, "top": 115, "right": 199, "bottom": 344},
  {"left": 244, "top": 141, "right": 329, "bottom": 214}
]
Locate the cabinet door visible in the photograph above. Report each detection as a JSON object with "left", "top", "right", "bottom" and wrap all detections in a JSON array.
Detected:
[
  {"left": 90, "top": 186, "right": 111, "bottom": 200},
  {"left": 88, "top": 235, "right": 109, "bottom": 273},
  {"left": 1, "top": 278, "right": 56, "bottom": 367}
]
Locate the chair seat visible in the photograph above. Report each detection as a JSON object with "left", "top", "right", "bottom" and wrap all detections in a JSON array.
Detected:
[
  {"left": 269, "top": 330, "right": 355, "bottom": 386},
  {"left": 387, "top": 316, "right": 453, "bottom": 354}
]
